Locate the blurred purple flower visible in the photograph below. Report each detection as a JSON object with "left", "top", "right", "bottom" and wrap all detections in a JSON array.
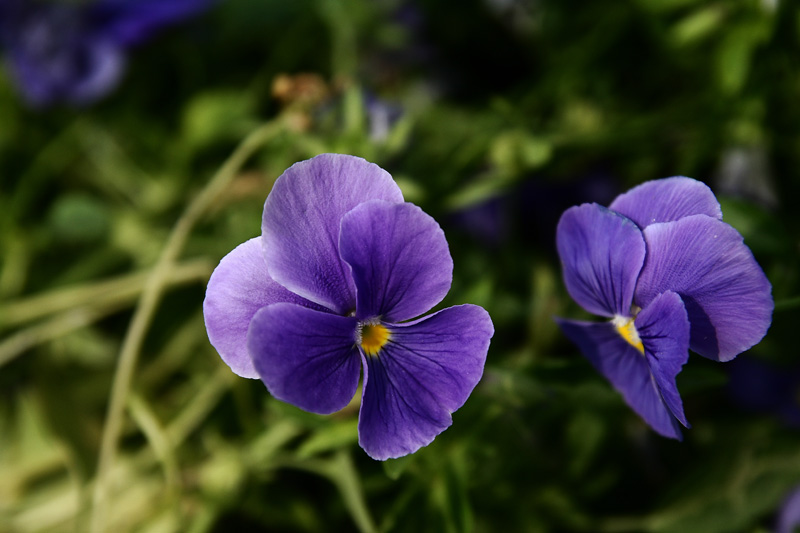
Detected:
[
  {"left": 449, "top": 194, "right": 509, "bottom": 247},
  {"left": 449, "top": 172, "right": 618, "bottom": 248},
  {"left": 364, "top": 93, "right": 403, "bottom": 142},
  {"left": 203, "top": 154, "right": 494, "bottom": 460},
  {"left": 556, "top": 177, "right": 773, "bottom": 439},
  {"left": 0, "top": 0, "right": 212, "bottom": 107},
  {"left": 776, "top": 485, "right": 800, "bottom": 533},
  {"left": 728, "top": 356, "right": 800, "bottom": 427}
]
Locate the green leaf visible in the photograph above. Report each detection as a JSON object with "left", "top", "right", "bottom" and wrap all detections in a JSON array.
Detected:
[
  {"left": 181, "top": 90, "right": 257, "bottom": 149},
  {"left": 489, "top": 130, "right": 553, "bottom": 174},
  {"left": 719, "top": 197, "right": 791, "bottom": 256},
  {"left": 48, "top": 194, "right": 111, "bottom": 245},
  {"left": 383, "top": 454, "right": 413, "bottom": 480},
  {"left": 715, "top": 21, "right": 769, "bottom": 96},
  {"left": 566, "top": 410, "right": 606, "bottom": 477},
  {"left": 670, "top": 5, "right": 726, "bottom": 46},
  {"left": 676, "top": 362, "right": 728, "bottom": 394},
  {"left": 297, "top": 419, "right": 359, "bottom": 458},
  {"left": 649, "top": 435, "right": 800, "bottom": 533},
  {"left": 316, "top": 451, "right": 377, "bottom": 533},
  {"left": 430, "top": 449, "right": 473, "bottom": 533}
]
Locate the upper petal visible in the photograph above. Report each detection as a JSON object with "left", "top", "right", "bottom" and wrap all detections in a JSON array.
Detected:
[
  {"left": 635, "top": 290, "right": 691, "bottom": 427},
  {"left": 556, "top": 318, "right": 683, "bottom": 439},
  {"left": 636, "top": 215, "right": 773, "bottom": 361},
  {"left": 248, "top": 303, "right": 361, "bottom": 414},
  {"left": 609, "top": 177, "right": 722, "bottom": 229},
  {"left": 358, "top": 305, "right": 493, "bottom": 460},
  {"left": 556, "top": 203, "right": 646, "bottom": 317},
  {"left": 262, "top": 154, "right": 404, "bottom": 315},
  {"left": 203, "top": 237, "right": 324, "bottom": 379},
  {"left": 339, "top": 200, "right": 453, "bottom": 322}
]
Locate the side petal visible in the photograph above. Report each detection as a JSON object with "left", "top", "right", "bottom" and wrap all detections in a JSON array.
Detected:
[
  {"left": 358, "top": 305, "right": 493, "bottom": 460},
  {"left": 248, "top": 303, "right": 361, "bottom": 414},
  {"left": 339, "top": 200, "right": 453, "bottom": 322},
  {"left": 556, "top": 318, "right": 683, "bottom": 439},
  {"left": 556, "top": 203, "right": 645, "bottom": 317},
  {"left": 635, "top": 291, "right": 691, "bottom": 427},
  {"left": 636, "top": 215, "right": 773, "bottom": 361},
  {"left": 262, "top": 154, "right": 404, "bottom": 315},
  {"left": 203, "top": 238, "right": 323, "bottom": 378},
  {"left": 609, "top": 177, "right": 722, "bottom": 229}
]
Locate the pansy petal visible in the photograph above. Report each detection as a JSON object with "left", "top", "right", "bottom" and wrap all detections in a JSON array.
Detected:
[
  {"left": 262, "top": 154, "right": 404, "bottom": 315},
  {"left": 556, "top": 203, "right": 645, "bottom": 317},
  {"left": 203, "top": 238, "right": 324, "bottom": 378},
  {"left": 556, "top": 318, "right": 683, "bottom": 439},
  {"left": 248, "top": 303, "right": 361, "bottom": 414},
  {"left": 636, "top": 215, "right": 773, "bottom": 361},
  {"left": 339, "top": 200, "right": 453, "bottom": 322},
  {"left": 358, "top": 304, "right": 493, "bottom": 460},
  {"left": 635, "top": 290, "right": 690, "bottom": 427},
  {"left": 609, "top": 177, "right": 722, "bottom": 228}
]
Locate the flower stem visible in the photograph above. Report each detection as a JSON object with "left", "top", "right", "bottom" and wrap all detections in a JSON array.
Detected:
[
  {"left": 0, "top": 258, "right": 211, "bottom": 330},
  {"left": 89, "top": 119, "right": 284, "bottom": 533},
  {"left": 775, "top": 295, "right": 800, "bottom": 311}
]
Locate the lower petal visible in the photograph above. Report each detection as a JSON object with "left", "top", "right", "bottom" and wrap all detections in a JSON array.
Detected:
[
  {"left": 635, "top": 290, "right": 691, "bottom": 428},
  {"left": 358, "top": 305, "right": 493, "bottom": 460},
  {"left": 248, "top": 303, "right": 361, "bottom": 415},
  {"left": 556, "top": 318, "right": 683, "bottom": 439}
]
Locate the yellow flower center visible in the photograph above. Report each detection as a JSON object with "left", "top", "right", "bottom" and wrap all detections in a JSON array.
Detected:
[
  {"left": 612, "top": 315, "right": 644, "bottom": 354},
  {"left": 359, "top": 321, "right": 391, "bottom": 357}
]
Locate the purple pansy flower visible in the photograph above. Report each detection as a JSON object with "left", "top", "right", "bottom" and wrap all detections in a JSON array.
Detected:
[
  {"left": 0, "top": 0, "right": 212, "bottom": 107},
  {"left": 203, "top": 154, "right": 494, "bottom": 460},
  {"left": 555, "top": 177, "right": 773, "bottom": 439}
]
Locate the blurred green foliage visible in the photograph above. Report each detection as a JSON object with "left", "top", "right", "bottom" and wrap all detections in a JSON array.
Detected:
[{"left": 1, "top": 0, "right": 799, "bottom": 532}]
